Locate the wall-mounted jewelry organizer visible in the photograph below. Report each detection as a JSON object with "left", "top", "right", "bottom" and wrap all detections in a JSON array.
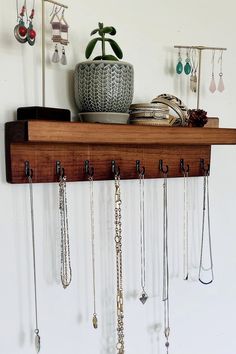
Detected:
[{"left": 5, "top": 119, "right": 236, "bottom": 183}]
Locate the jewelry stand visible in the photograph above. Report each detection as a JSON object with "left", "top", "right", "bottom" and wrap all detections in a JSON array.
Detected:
[{"left": 174, "top": 45, "right": 227, "bottom": 109}]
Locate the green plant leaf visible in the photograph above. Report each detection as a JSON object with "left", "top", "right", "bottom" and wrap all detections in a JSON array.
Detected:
[
  {"left": 101, "top": 26, "right": 116, "bottom": 34},
  {"left": 105, "top": 39, "right": 123, "bottom": 59},
  {"left": 102, "top": 54, "right": 119, "bottom": 61},
  {"left": 98, "top": 22, "right": 103, "bottom": 29},
  {"left": 110, "top": 27, "right": 116, "bottom": 35},
  {"left": 90, "top": 29, "right": 99, "bottom": 36},
  {"left": 93, "top": 56, "right": 103, "bottom": 60},
  {"left": 85, "top": 38, "right": 101, "bottom": 59}
]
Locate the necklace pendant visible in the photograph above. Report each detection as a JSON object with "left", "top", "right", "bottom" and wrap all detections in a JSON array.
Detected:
[
  {"left": 34, "top": 330, "right": 40, "bottom": 353},
  {"left": 139, "top": 291, "right": 148, "bottom": 304},
  {"left": 92, "top": 313, "right": 98, "bottom": 329}
]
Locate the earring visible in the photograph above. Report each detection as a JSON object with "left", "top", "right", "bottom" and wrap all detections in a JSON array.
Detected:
[
  {"left": 27, "top": 7, "right": 36, "bottom": 46},
  {"left": 52, "top": 43, "right": 60, "bottom": 63},
  {"left": 217, "top": 50, "right": 225, "bottom": 92},
  {"left": 61, "top": 46, "right": 67, "bottom": 65},
  {"left": 184, "top": 49, "right": 191, "bottom": 75},
  {"left": 209, "top": 50, "right": 216, "bottom": 93},
  {"left": 176, "top": 49, "right": 183, "bottom": 74},
  {"left": 14, "top": 2, "right": 27, "bottom": 43},
  {"left": 60, "top": 9, "right": 69, "bottom": 65},
  {"left": 190, "top": 48, "right": 198, "bottom": 93}
]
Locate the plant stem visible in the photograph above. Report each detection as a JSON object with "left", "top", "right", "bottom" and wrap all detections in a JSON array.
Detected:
[{"left": 102, "top": 33, "right": 105, "bottom": 58}]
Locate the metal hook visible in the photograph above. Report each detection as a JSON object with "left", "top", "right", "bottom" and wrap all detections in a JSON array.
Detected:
[
  {"left": 136, "top": 160, "right": 145, "bottom": 176},
  {"left": 159, "top": 160, "right": 169, "bottom": 174},
  {"left": 56, "top": 161, "right": 65, "bottom": 178},
  {"left": 111, "top": 160, "right": 120, "bottom": 177},
  {"left": 25, "top": 161, "right": 33, "bottom": 178},
  {"left": 84, "top": 160, "right": 94, "bottom": 178},
  {"left": 200, "top": 159, "right": 210, "bottom": 174},
  {"left": 180, "top": 159, "right": 190, "bottom": 174}
]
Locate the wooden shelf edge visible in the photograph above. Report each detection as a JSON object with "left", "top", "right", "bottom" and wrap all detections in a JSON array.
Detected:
[{"left": 5, "top": 120, "right": 236, "bottom": 146}]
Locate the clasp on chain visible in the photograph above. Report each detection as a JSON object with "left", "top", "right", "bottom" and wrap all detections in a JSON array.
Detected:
[
  {"left": 136, "top": 160, "right": 145, "bottom": 176},
  {"left": 56, "top": 161, "right": 65, "bottom": 179},
  {"left": 111, "top": 160, "right": 120, "bottom": 177}
]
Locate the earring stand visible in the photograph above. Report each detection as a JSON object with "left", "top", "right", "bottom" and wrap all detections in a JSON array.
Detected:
[
  {"left": 174, "top": 45, "right": 227, "bottom": 109},
  {"left": 41, "top": 0, "right": 68, "bottom": 107}
]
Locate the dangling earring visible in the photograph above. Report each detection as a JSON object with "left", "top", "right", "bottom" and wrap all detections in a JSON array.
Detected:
[
  {"left": 176, "top": 49, "right": 183, "bottom": 74},
  {"left": 209, "top": 50, "right": 216, "bottom": 93},
  {"left": 60, "top": 9, "right": 69, "bottom": 65},
  {"left": 184, "top": 49, "right": 191, "bottom": 75},
  {"left": 190, "top": 48, "right": 198, "bottom": 93},
  {"left": 27, "top": 1, "right": 36, "bottom": 46},
  {"left": 50, "top": 6, "right": 61, "bottom": 63},
  {"left": 217, "top": 50, "right": 225, "bottom": 92},
  {"left": 14, "top": 0, "right": 28, "bottom": 43},
  {"left": 52, "top": 43, "right": 60, "bottom": 63}
]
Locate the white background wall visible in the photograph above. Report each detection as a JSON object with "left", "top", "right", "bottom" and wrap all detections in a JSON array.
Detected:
[{"left": 1, "top": 1, "right": 236, "bottom": 354}]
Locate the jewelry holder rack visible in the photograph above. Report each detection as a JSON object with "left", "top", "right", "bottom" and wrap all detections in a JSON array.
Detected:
[
  {"left": 41, "top": 0, "right": 68, "bottom": 107},
  {"left": 5, "top": 120, "right": 236, "bottom": 183},
  {"left": 174, "top": 45, "right": 227, "bottom": 109}
]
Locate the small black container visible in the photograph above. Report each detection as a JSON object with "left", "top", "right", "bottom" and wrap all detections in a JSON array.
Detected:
[{"left": 17, "top": 106, "right": 71, "bottom": 121}]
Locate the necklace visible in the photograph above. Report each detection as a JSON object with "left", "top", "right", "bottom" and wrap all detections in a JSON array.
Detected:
[
  {"left": 85, "top": 160, "right": 98, "bottom": 329},
  {"left": 58, "top": 174, "right": 72, "bottom": 288},
  {"left": 114, "top": 168, "right": 125, "bottom": 354},
  {"left": 199, "top": 163, "right": 214, "bottom": 284},
  {"left": 137, "top": 163, "right": 148, "bottom": 304},
  {"left": 180, "top": 159, "right": 189, "bottom": 280},
  {"left": 26, "top": 163, "right": 41, "bottom": 353}
]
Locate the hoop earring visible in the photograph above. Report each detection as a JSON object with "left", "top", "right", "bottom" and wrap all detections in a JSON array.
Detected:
[{"left": 14, "top": 1, "right": 28, "bottom": 43}]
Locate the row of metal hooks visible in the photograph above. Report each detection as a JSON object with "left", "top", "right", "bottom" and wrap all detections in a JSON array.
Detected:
[{"left": 25, "top": 159, "right": 210, "bottom": 179}]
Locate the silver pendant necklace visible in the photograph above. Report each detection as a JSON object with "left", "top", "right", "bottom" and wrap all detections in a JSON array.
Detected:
[
  {"left": 160, "top": 161, "right": 170, "bottom": 354},
  {"left": 25, "top": 162, "right": 41, "bottom": 353},
  {"left": 85, "top": 161, "right": 98, "bottom": 329},
  {"left": 136, "top": 161, "right": 148, "bottom": 304}
]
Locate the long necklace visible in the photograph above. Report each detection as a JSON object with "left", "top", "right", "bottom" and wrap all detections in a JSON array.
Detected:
[
  {"left": 181, "top": 160, "right": 189, "bottom": 280},
  {"left": 163, "top": 173, "right": 170, "bottom": 354},
  {"left": 138, "top": 167, "right": 148, "bottom": 304},
  {"left": 85, "top": 161, "right": 98, "bottom": 329},
  {"left": 59, "top": 174, "right": 72, "bottom": 288},
  {"left": 114, "top": 171, "right": 125, "bottom": 354},
  {"left": 199, "top": 165, "right": 214, "bottom": 284},
  {"left": 26, "top": 164, "right": 41, "bottom": 353}
]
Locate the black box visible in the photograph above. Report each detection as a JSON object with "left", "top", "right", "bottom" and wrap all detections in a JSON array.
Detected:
[{"left": 17, "top": 106, "right": 71, "bottom": 121}]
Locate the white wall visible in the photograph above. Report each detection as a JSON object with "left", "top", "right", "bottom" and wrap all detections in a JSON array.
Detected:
[{"left": 1, "top": 1, "right": 236, "bottom": 354}]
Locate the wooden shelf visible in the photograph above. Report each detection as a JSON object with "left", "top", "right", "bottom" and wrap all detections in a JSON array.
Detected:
[{"left": 5, "top": 120, "right": 236, "bottom": 183}]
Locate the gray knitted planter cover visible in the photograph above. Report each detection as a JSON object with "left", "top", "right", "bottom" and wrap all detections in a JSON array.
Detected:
[{"left": 74, "top": 60, "right": 134, "bottom": 113}]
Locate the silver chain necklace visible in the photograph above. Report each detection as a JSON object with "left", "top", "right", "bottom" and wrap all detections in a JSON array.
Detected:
[
  {"left": 59, "top": 175, "right": 72, "bottom": 288},
  {"left": 139, "top": 171, "right": 148, "bottom": 304},
  {"left": 114, "top": 173, "right": 125, "bottom": 354},
  {"left": 26, "top": 165, "right": 41, "bottom": 353},
  {"left": 199, "top": 168, "right": 214, "bottom": 284}
]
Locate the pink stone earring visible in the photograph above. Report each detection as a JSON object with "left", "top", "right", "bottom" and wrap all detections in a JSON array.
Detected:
[{"left": 209, "top": 50, "right": 216, "bottom": 93}]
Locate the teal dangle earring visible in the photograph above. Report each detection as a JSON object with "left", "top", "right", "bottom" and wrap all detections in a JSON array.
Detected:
[
  {"left": 184, "top": 49, "right": 191, "bottom": 75},
  {"left": 176, "top": 50, "right": 183, "bottom": 74}
]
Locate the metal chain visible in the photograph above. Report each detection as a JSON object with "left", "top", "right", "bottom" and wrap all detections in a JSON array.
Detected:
[
  {"left": 162, "top": 174, "right": 170, "bottom": 354},
  {"left": 114, "top": 175, "right": 124, "bottom": 354},
  {"left": 139, "top": 173, "right": 148, "bottom": 304},
  {"left": 28, "top": 176, "right": 41, "bottom": 353},
  {"left": 183, "top": 171, "right": 189, "bottom": 280},
  {"left": 199, "top": 172, "right": 214, "bottom": 284},
  {"left": 59, "top": 175, "right": 72, "bottom": 289},
  {"left": 89, "top": 176, "right": 98, "bottom": 329}
]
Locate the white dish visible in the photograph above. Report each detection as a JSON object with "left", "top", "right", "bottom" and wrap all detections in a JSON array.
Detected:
[{"left": 79, "top": 112, "right": 129, "bottom": 124}]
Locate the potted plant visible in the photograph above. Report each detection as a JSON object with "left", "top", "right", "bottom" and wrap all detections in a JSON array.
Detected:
[{"left": 74, "top": 22, "right": 134, "bottom": 119}]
